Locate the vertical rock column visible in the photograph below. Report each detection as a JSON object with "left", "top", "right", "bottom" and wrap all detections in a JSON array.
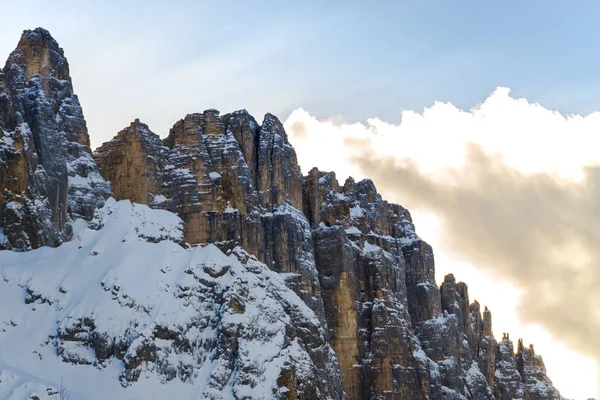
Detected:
[
  {"left": 304, "top": 168, "right": 430, "bottom": 399},
  {"left": 0, "top": 28, "right": 110, "bottom": 250}
]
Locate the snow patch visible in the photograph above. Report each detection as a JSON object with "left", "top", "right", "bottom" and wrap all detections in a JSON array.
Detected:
[{"left": 208, "top": 171, "right": 222, "bottom": 180}]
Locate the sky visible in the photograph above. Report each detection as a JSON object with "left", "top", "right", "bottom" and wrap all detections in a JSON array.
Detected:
[{"left": 1, "top": 1, "right": 599, "bottom": 398}]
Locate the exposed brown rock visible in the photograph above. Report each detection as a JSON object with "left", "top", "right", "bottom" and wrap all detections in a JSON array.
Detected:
[{"left": 94, "top": 119, "right": 165, "bottom": 205}]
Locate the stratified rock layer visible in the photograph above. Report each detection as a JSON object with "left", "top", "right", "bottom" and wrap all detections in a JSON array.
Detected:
[{"left": 0, "top": 28, "right": 111, "bottom": 251}]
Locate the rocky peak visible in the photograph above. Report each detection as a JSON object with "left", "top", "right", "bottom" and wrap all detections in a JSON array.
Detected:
[
  {"left": 6, "top": 28, "right": 72, "bottom": 98},
  {"left": 440, "top": 273, "right": 477, "bottom": 354},
  {"left": 261, "top": 112, "right": 290, "bottom": 142},
  {"left": 483, "top": 305, "right": 493, "bottom": 337},
  {"left": 257, "top": 112, "right": 303, "bottom": 210},
  {"left": 12, "top": 28, "right": 69, "bottom": 75},
  {"left": 94, "top": 119, "right": 165, "bottom": 205},
  {"left": 516, "top": 339, "right": 561, "bottom": 399},
  {"left": 0, "top": 28, "right": 110, "bottom": 251},
  {"left": 495, "top": 336, "right": 525, "bottom": 399}
]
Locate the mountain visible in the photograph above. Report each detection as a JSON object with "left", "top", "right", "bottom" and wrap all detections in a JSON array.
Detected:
[{"left": 0, "top": 28, "right": 563, "bottom": 399}]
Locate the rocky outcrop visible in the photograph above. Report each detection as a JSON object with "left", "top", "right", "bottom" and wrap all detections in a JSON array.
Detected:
[
  {"left": 473, "top": 303, "right": 498, "bottom": 389},
  {"left": 302, "top": 168, "right": 433, "bottom": 399},
  {"left": 516, "top": 340, "right": 561, "bottom": 400},
  {"left": 0, "top": 28, "right": 111, "bottom": 251},
  {"left": 495, "top": 334, "right": 526, "bottom": 399},
  {"left": 92, "top": 119, "right": 166, "bottom": 206}
]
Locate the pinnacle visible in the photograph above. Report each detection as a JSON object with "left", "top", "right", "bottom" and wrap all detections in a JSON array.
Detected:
[{"left": 17, "top": 27, "right": 60, "bottom": 51}]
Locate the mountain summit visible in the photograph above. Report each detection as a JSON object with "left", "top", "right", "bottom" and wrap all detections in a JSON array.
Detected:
[
  {"left": 0, "top": 28, "right": 562, "bottom": 400},
  {"left": 0, "top": 27, "right": 111, "bottom": 250}
]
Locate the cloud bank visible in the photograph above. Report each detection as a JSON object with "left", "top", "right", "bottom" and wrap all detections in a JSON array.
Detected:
[{"left": 284, "top": 88, "right": 600, "bottom": 398}]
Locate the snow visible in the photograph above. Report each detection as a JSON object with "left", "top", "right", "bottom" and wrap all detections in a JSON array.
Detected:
[
  {"left": 0, "top": 200, "right": 331, "bottom": 399},
  {"left": 0, "top": 131, "right": 14, "bottom": 147},
  {"left": 344, "top": 226, "right": 361, "bottom": 235},
  {"left": 362, "top": 242, "right": 382, "bottom": 255},
  {"left": 208, "top": 171, "right": 222, "bottom": 180},
  {"left": 334, "top": 192, "right": 347, "bottom": 200},
  {"left": 349, "top": 205, "right": 364, "bottom": 218},
  {"left": 152, "top": 194, "right": 168, "bottom": 204}
]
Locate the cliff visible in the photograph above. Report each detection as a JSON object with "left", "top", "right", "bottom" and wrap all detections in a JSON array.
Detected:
[{"left": 0, "top": 28, "right": 564, "bottom": 399}]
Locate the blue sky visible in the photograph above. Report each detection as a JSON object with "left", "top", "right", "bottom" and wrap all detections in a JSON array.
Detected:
[{"left": 2, "top": 1, "right": 600, "bottom": 144}]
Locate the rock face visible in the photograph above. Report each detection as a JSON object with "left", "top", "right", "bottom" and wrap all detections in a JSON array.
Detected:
[
  {"left": 0, "top": 28, "right": 111, "bottom": 251},
  {"left": 516, "top": 340, "right": 561, "bottom": 400},
  {"left": 1, "top": 28, "right": 564, "bottom": 400},
  {"left": 302, "top": 169, "right": 432, "bottom": 399},
  {"left": 94, "top": 110, "right": 327, "bottom": 328}
]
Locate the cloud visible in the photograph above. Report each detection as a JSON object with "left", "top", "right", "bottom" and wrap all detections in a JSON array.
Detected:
[
  {"left": 286, "top": 87, "right": 600, "bottom": 182},
  {"left": 284, "top": 87, "right": 600, "bottom": 398}
]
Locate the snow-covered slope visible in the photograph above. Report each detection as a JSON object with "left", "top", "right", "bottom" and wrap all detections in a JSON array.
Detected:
[{"left": 0, "top": 199, "right": 343, "bottom": 400}]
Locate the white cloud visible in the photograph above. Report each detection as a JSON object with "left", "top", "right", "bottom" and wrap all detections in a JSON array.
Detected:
[{"left": 286, "top": 87, "right": 600, "bottom": 182}]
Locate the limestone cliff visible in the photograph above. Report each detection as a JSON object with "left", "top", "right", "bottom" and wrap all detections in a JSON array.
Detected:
[{"left": 95, "top": 111, "right": 563, "bottom": 399}]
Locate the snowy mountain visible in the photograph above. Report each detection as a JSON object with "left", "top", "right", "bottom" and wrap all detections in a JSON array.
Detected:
[{"left": 0, "top": 28, "right": 562, "bottom": 399}]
